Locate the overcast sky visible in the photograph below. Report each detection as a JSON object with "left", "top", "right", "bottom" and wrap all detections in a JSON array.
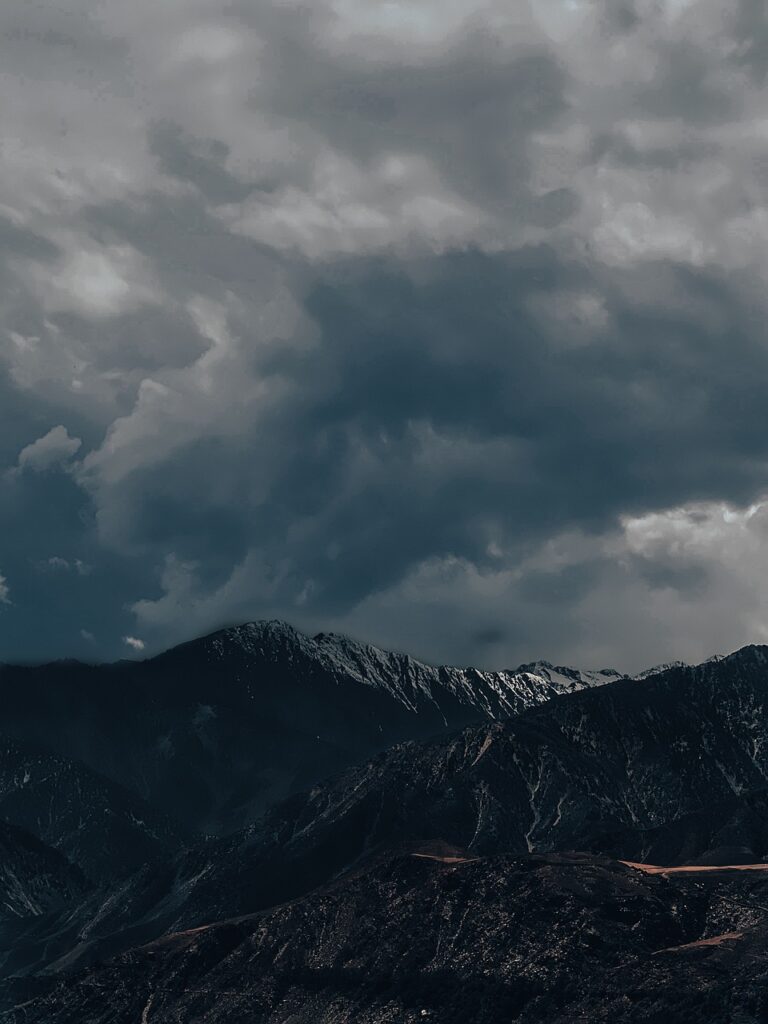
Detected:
[{"left": 3, "top": 0, "right": 768, "bottom": 670}]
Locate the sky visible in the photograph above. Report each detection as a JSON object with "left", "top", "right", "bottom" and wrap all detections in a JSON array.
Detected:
[{"left": 2, "top": 0, "right": 768, "bottom": 671}]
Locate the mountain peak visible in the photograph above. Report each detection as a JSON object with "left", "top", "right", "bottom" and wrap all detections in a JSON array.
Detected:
[
  {"left": 202, "top": 621, "right": 621, "bottom": 680},
  {"left": 515, "top": 659, "right": 625, "bottom": 690},
  {"left": 203, "top": 620, "right": 306, "bottom": 652},
  {"left": 230, "top": 620, "right": 303, "bottom": 641}
]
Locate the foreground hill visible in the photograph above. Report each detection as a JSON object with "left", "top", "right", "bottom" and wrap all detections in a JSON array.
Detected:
[
  {"left": 9, "top": 846, "right": 768, "bottom": 1024},
  {"left": 0, "top": 621, "right": 620, "bottom": 835}
]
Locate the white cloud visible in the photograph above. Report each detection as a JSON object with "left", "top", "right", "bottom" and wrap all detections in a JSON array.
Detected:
[
  {"left": 38, "top": 243, "right": 160, "bottom": 319},
  {"left": 285, "top": 498, "right": 768, "bottom": 673},
  {"left": 122, "top": 635, "right": 146, "bottom": 651},
  {"left": 219, "top": 151, "right": 487, "bottom": 259},
  {"left": 16, "top": 426, "right": 82, "bottom": 473},
  {"left": 44, "top": 556, "right": 71, "bottom": 572},
  {"left": 37, "top": 556, "right": 92, "bottom": 575}
]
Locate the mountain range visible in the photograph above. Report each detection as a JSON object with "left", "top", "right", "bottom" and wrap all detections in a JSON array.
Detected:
[
  {"left": 1, "top": 623, "right": 768, "bottom": 1021},
  {"left": 0, "top": 621, "right": 622, "bottom": 837}
]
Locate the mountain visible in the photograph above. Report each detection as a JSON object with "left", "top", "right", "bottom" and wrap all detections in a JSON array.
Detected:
[
  {"left": 590, "top": 787, "right": 768, "bottom": 867},
  {"left": 0, "top": 820, "right": 89, "bottom": 987},
  {"left": 64, "top": 642, "right": 768, "bottom": 946},
  {"left": 198, "top": 644, "right": 768, "bottom": 887},
  {"left": 0, "top": 621, "right": 620, "bottom": 835},
  {"left": 0, "top": 821, "right": 85, "bottom": 923},
  {"left": 0, "top": 738, "right": 188, "bottom": 882},
  {"left": 7, "top": 634, "right": 768, "bottom": 1020},
  {"left": 9, "top": 846, "right": 768, "bottom": 1024},
  {"left": 8, "top": 642, "right": 768, "bottom": 989}
]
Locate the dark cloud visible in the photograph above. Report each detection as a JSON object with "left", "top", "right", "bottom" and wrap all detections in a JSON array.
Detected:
[
  {"left": 0, "top": 217, "right": 60, "bottom": 264},
  {"left": 82, "top": 245, "right": 768, "bottom": 667},
  {"left": 148, "top": 122, "right": 255, "bottom": 205},
  {"left": 598, "top": 2, "right": 640, "bottom": 34},
  {"left": 732, "top": 0, "right": 768, "bottom": 81},
  {"left": 2, "top": 0, "right": 768, "bottom": 671},
  {"left": 521, "top": 561, "right": 607, "bottom": 607},
  {"left": 636, "top": 41, "right": 738, "bottom": 126},
  {"left": 588, "top": 130, "right": 718, "bottom": 171},
  {"left": 628, "top": 554, "right": 710, "bottom": 595},
  {"left": 249, "top": 15, "right": 571, "bottom": 210}
]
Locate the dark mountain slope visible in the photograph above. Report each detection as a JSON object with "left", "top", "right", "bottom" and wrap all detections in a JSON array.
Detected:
[
  {"left": 0, "top": 621, "right": 619, "bottom": 834},
  {"left": 0, "top": 822, "right": 89, "bottom": 984},
  {"left": 0, "top": 738, "right": 188, "bottom": 882},
  {"left": 87, "top": 642, "right": 768, "bottom": 940},
  {"left": 10, "top": 848, "right": 768, "bottom": 1024},
  {"left": 0, "top": 821, "right": 85, "bottom": 923},
  {"left": 590, "top": 787, "right": 768, "bottom": 867},
  {"left": 222, "top": 644, "right": 768, "bottom": 872}
]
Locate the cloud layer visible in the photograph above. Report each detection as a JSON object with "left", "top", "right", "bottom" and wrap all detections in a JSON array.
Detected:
[{"left": 2, "top": 0, "right": 768, "bottom": 670}]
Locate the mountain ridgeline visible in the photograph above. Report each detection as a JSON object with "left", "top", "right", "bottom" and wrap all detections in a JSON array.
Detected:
[
  {"left": 4, "top": 626, "right": 768, "bottom": 1021},
  {"left": 0, "top": 621, "right": 620, "bottom": 837}
]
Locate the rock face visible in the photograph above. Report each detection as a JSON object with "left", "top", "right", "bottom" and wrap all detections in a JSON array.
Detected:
[{"left": 0, "top": 621, "right": 619, "bottom": 835}]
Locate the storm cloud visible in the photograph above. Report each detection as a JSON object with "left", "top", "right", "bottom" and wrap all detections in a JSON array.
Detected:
[{"left": 2, "top": 0, "right": 768, "bottom": 671}]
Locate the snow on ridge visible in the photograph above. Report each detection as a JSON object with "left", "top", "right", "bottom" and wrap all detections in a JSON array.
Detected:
[
  {"left": 208, "top": 621, "right": 623, "bottom": 720},
  {"left": 631, "top": 661, "right": 689, "bottom": 681}
]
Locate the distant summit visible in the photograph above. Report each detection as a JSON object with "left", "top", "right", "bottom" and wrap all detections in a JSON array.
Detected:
[{"left": 201, "top": 619, "right": 620, "bottom": 715}]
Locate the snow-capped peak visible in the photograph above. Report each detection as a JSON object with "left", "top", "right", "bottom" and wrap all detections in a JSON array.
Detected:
[{"left": 205, "top": 621, "right": 622, "bottom": 721}]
